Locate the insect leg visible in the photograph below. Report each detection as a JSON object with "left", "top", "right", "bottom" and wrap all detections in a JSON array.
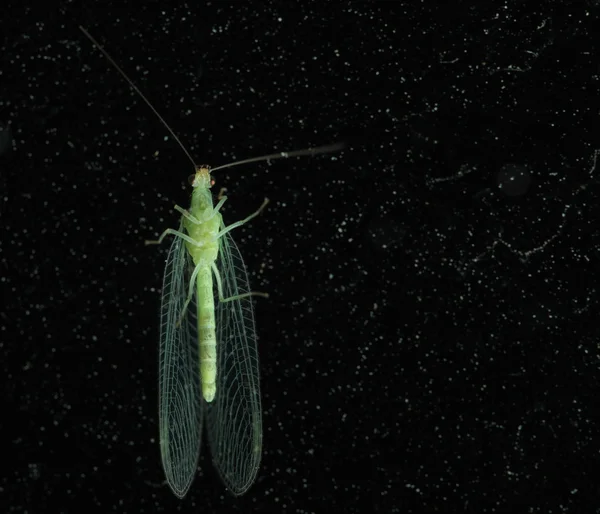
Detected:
[
  {"left": 145, "top": 228, "right": 203, "bottom": 247},
  {"left": 177, "top": 197, "right": 229, "bottom": 225},
  {"left": 211, "top": 262, "right": 269, "bottom": 302},
  {"left": 174, "top": 205, "right": 201, "bottom": 224},
  {"left": 214, "top": 198, "right": 269, "bottom": 240},
  {"left": 176, "top": 261, "right": 206, "bottom": 326},
  {"left": 206, "top": 195, "right": 228, "bottom": 220}
]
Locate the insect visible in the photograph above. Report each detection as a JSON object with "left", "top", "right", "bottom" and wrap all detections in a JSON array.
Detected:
[{"left": 79, "top": 27, "right": 343, "bottom": 497}]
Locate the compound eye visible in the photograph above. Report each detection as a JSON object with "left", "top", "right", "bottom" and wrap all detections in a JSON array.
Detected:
[{"left": 188, "top": 174, "right": 196, "bottom": 186}]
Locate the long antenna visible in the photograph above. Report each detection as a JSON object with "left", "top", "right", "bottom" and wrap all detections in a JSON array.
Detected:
[
  {"left": 209, "top": 142, "right": 346, "bottom": 173},
  {"left": 80, "top": 26, "right": 345, "bottom": 172},
  {"left": 79, "top": 25, "right": 198, "bottom": 169}
]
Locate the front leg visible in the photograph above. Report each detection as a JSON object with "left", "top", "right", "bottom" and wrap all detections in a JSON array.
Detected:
[
  {"left": 174, "top": 204, "right": 202, "bottom": 224},
  {"left": 176, "top": 196, "right": 229, "bottom": 225},
  {"left": 145, "top": 227, "right": 206, "bottom": 247}
]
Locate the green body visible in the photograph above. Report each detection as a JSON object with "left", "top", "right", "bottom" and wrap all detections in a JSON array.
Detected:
[
  {"left": 184, "top": 184, "right": 222, "bottom": 402},
  {"left": 158, "top": 170, "right": 263, "bottom": 498}
]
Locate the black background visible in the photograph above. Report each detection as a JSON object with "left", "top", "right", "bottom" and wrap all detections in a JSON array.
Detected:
[{"left": 3, "top": 2, "right": 600, "bottom": 513}]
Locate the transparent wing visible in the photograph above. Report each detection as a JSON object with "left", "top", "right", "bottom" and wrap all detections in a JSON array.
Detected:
[
  {"left": 206, "top": 229, "right": 262, "bottom": 496},
  {"left": 158, "top": 224, "right": 203, "bottom": 499}
]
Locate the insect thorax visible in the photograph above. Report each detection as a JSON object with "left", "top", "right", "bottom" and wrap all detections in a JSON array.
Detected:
[{"left": 184, "top": 188, "right": 221, "bottom": 266}]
